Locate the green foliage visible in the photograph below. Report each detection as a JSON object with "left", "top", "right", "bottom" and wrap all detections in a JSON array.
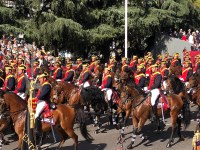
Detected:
[{"left": 0, "top": 0, "right": 200, "bottom": 57}]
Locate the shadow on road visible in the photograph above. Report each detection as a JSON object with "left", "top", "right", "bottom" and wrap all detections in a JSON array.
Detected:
[{"left": 47, "top": 141, "right": 107, "bottom": 150}]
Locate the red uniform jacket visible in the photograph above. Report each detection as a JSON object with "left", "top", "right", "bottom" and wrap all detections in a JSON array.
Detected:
[
  {"left": 134, "top": 73, "right": 146, "bottom": 88},
  {"left": 146, "top": 65, "right": 152, "bottom": 77},
  {"left": 148, "top": 72, "right": 162, "bottom": 90},
  {"left": 101, "top": 74, "right": 112, "bottom": 89},
  {"left": 15, "top": 74, "right": 26, "bottom": 93},
  {"left": 180, "top": 67, "right": 193, "bottom": 82}
]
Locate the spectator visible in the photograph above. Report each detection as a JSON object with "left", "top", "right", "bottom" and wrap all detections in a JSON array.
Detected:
[
  {"left": 178, "top": 29, "right": 183, "bottom": 39},
  {"left": 181, "top": 31, "right": 187, "bottom": 41}
]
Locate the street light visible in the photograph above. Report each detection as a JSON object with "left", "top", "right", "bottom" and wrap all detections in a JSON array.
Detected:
[{"left": 125, "top": 0, "right": 128, "bottom": 58}]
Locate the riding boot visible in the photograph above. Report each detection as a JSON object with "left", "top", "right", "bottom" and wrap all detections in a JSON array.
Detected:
[
  {"left": 35, "top": 117, "right": 42, "bottom": 140},
  {"left": 151, "top": 105, "right": 157, "bottom": 122}
]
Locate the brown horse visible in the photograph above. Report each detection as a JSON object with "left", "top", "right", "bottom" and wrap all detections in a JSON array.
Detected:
[
  {"left": 0, "top": 90, "right": 93, "bottom": 150},
  {"left": 118, "top": 84, "right": 189, "bottom": 149},
  {"left": 51, "top": 82, "right": 77, "bottom": 104},
  {"left": 169, "top": 65, "right": 182, "bottom": 76}
]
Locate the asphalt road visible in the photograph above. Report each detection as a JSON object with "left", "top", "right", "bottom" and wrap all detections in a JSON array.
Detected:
[{"left": 3, "top": 104, "right": 199, "bottom": 150}]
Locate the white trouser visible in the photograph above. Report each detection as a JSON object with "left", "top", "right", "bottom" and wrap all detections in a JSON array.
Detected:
[
  {"left": 17, "top": 92, "right": 26, "bottom": 100},
  {"left": 150, "top": 88, "right": 160, "bottom": 106},
  {"left": 35, "top": 100, "right": 47, "bottom": 118},
  {"left": 56, "top": 79, "right": 62, "bottom": 82},
  {"left": 83, "top": 81, "right": 90, "bottom": 88},
  {"left": 162, "top": 80, "right": 167, "bottom": 90},
  {"left": 102, "top": 88, "right": 112, "bottom": 101},
  {"left": 184, "top": 82, "right": 189, "bottom": 87}
]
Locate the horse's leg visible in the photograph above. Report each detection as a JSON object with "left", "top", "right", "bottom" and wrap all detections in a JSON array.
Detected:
[
  {"left": 56, "top": 127, "right": 69, "bottom": 149},
  {"left": 120, "top": 110, "right": 131, "bottom": 138},
  {"left": 166, "top": 110, "right": 178, "bottom": 148},
  {"left": 127, "top": 117, "right": 138, "bottom": 149},
  {"left": 137, "top": 118, "right": 148, "bottom": 141},
  {"left": 177, "top": 117, "right": 184, "bottom": 141},
  {"left": 17, "top": 133, "right": 23, "bottom": 150},
  {"left": 65, "top": 129, "right": 78, "bottom": 150}
]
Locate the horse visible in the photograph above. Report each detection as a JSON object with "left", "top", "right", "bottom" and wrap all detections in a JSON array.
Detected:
[
  {"left": 169, "top": 65, "right": 182, "bottom": 76},
  {"left": 163, "top": 75, "right": 191, "bottom": 113},
  {"left": 68, "top": 85, "right": 108, "bottom": 133},
  {"left": 51, "top": 82, "right": 77, "bottom": 104},
  {"left": 0, "top": 90, "right": 93, "bottom": 150},
  {"left": 118, "top": 84, "right": 190, "bottom": 149}
]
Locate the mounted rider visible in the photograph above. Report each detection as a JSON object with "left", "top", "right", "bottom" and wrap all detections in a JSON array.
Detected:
[
  {"left": 33, "top": 61, "right": 40, "bottom": 79},
  {"left": 129, "top": 55, "right": 138, "bottom": 72},
  {"left": 52, "top": 61, "right": 62, "bottom": 82},
  {"left": 148, "top": 64, "right": 162, "bottom": 121},
  {"left": 89, "top": 55, "right": 97, "bottom": 72},
  {"left": 100, "top": 67, "right": 113, "bottom": 101},
  {"left": 33, "top": 73, "right": 52, "bottom": 137},
  {"left": 2, "top": 65, "right": 16, "bottom": 92},
  {"left": 171, "top": 53, "right": 181, "bottom": 67},
  {"left": 14, "top": 64, "right": 26, "bottom": 100},
  {"left": 63, "top": 62, "right": 75, "bottom": 83},
  {"left": 134, "top": 65, "right": 146, "bottom": 89},
  {"left": 78, "top": 64, "right": 92, "bottom": 88},
  {"left": 179, "top": 60, "right": 193, "bottom": 86}
]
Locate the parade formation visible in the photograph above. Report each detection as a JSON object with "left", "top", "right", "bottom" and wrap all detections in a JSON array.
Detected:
[{"left": 0, "top": 34, "right": 199, "bottom": 150}]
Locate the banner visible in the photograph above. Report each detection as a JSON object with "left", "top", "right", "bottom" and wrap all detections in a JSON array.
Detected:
[{"left": 21, "top": 110, "right": 36, "bottom": 150}]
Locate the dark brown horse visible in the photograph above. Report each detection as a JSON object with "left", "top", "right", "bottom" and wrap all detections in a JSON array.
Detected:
[
  {"left": 117, "top": 84, "right": 189, "bottom": 149},
  {"left": 0, "top": 90, "right": 92, "bottom": 150},
  {"left": 169, "top": 65, "right": 182, "bottom": 76}
]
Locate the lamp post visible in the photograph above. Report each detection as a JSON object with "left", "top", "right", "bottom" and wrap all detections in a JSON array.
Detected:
[{"left": 125, "top": 0, "right": 128, "bottom": 58}]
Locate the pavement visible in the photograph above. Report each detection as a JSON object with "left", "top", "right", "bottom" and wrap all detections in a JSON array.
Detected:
[{"left": 3, "top": 104, "right": 199, "bottom": 150}]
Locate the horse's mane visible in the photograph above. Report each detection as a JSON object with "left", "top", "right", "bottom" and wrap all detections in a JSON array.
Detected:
[
  {"left": 80, "top": 86, "right": 106, "bottom": 111},
  {"left": 168, "top": 75, "right": 184, "bottom": 94},
  {"left": 127, "top": 82, "right": 146, "bottom": 97},
  {"left": 0, "top": 89, "right": 5, "bottom": 98},
  {"left": 2, "top": 90, "right": 27, "bottom": 108}
]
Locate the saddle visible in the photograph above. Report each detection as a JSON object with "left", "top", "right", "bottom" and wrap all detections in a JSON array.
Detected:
[
  {"left": 40, "top": 104, "right": 55, "bottom": 125},
  {"left": 146, "top": 93, "right": 169, "bottom": 111}
]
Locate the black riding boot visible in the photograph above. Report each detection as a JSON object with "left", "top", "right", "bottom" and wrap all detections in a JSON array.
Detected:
[
  {"left": 35, "top": 117, "right": 42, "bottom": 139},
  {"left": 151, "top": 105, "right": 157, "bottom": 122}
]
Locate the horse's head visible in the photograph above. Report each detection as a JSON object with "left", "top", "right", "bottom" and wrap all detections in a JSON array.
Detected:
[{"left": 51, "top": 84, "right": 64, "bottom": 103}]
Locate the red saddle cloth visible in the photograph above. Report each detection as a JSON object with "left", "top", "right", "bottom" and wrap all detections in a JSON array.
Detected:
[
  {"left": 112, "top": 90, "right": 120, "bottom": 104},
  {"left": 42, "top": 105, "right": 51, "bottom": 118}
]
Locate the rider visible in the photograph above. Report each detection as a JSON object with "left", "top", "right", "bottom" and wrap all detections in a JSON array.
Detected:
[
  {"left": 78, "top": 64, "right": 92, "bottom": 88},
  {"left": 34, "top": 73, "right": 52, "bottom": 136},
  {"left": 135, "top": 65, "right": 146, "bottom": 89},
  {"left": 14, "top": 64, "right": 26, "bottom": 100},
  {"left": 100, "top": 67, "right": 113, "bottom": 101},
  {"left": 129, "top": 55, "right": 138, "bottom": 71},
  {"left": 0, "top": 69, "right": 4, "bottom": 88},
  {"left": 171, "top": 53, "right": 181, "bottom": 67},
  {"left": 63, "top": 62, "right": 75, "bottom": 83},
  {"left": 179, "top": 60, "right": 193, "bottom": 86},
  {"left": 148, "top": 64, "right": 162, "bottom": 121},
  {"left": 89, "top": 55, "right": 97, "bottom": 72},
  {"left": 76, "top": 58, "right": 83, "bottom": 72},
  {"left": 53, "top": 61, "right": 62, "bottom": 81},
  {"left": 2, "top": 65, "right": 15, "bottom": 92},
  {"left": 121, "top": 57, "right": 129, "bottom": 72},
  {"left": 160, "top": 61, "right": 169, "bottom": 81},
  {"left": 33, "top": 61, "right": 40, "bottom": 79}
]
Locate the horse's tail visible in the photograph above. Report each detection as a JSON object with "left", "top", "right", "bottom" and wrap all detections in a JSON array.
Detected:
[
  {"left": 75, "top": 107, "right": 93, "bottom": 142},
  {"left": 182, "top": 98, "right": 191, "bottom": 130}
]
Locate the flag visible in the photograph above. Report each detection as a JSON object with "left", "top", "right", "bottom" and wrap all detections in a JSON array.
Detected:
[{"left": 21, "top": 109, "right": 36, "bottom": 150}]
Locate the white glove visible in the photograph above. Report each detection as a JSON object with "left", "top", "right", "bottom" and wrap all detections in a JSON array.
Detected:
[{"left": 143, "top": 87, "right": 148, "bottom": 91}]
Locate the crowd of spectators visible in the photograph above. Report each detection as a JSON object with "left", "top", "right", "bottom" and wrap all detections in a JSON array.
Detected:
[{"left": 170, "top": 29, "right": 200, "bottom": 51}]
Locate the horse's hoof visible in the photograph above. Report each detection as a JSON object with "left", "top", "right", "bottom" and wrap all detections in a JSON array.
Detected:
[
  {"left": 127, "top": 142, "right": 134, "bottom": 149},
  {"left": 178, "top": 136, "right": 185, "bottom": 141},
  {"left": 166, "top": 143, "right": 171, "bottom": 148}
]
